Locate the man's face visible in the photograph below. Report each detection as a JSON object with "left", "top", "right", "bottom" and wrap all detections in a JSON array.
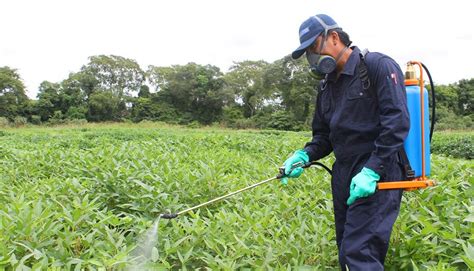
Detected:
[
  {"left": 307, "top": 35, "right": 326, "bottom": 55},
  {"left": 305, "top": 34, "right": 328, "bottom": 68},
  {"left": 304, "top": 31, "right": 341, "bottom": 78}
]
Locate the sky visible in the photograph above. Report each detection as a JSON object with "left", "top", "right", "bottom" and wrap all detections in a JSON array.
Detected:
[{"left": 2, "top": 0, "right": 473, "bottom": 99}]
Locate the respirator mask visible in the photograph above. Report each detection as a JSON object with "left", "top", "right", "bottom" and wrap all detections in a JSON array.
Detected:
[{"left": 306, "top": 35, "right": 348, "bottom": 80}]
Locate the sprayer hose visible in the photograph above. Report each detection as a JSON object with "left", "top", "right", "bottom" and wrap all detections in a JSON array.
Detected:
[{"left": 421, "top": 63, "right": 435, "bottom": 142}]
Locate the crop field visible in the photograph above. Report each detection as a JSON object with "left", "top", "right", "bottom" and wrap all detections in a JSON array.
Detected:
[{"left": 0, "top": 124, "right": 472, "bottom": 270}]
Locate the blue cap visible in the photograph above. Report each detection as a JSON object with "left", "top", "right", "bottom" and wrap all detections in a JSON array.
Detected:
[{"left": 291, "top": 14, "right": 340, "bottom": 59}]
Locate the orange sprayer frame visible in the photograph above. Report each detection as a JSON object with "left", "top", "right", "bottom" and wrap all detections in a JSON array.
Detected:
[{"left": 377, "top": 61, "right": 436, "bottom": 191}]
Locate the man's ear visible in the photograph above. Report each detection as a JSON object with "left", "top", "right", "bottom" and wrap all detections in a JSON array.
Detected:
[{"left": 331, "top": 31, "right": 339, "bottom": 45}]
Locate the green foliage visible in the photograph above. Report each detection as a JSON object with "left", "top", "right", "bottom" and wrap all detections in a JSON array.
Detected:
[
  {"left": 231, "top": 118, "right": 257, "bottom": 129},
  {"left": 456, "top": 79, "right": 474, "bottom": 116},
  {"left": 87, "top": 91, "right": 122, "bottom": 122},
  {"left": 147, "top": 63, "right": 229, "bottom": 124},
  {"left": 66, "top": 106, "right": 87, "bottom": 120},
  {"left": 2, "top": 56, "right": 473, "bottom": 131},
  {"left": 35, "top": 81, "right": 65, "bottom": 121},
  {"left": 221, "top": 105, "right": 245, "bottom": 127},
  {"left": 0, "top": 117, "right": 9, "bottom": 127},
  {"left": 83, "top": 55, "right": 145, "bottom": 97},
  {"left": 435, "top": 84, "right": 458, "bottom": 112},
  {"left": 385, "top": 157, "right": 473, "bottom": 270},
  {"left": 0, "top": 125, "right": 471, "bottom": 270},
  {"left": 186, "top": 120, "right": 202, "bottom": 129},
  {"left": 0, "top": 66, "right": 28, "bottom": 120},
  {"left": 266, "top": 110, "right": 303, "bottom": 131},
  {"left": 12, "top": 116, "right": 27, "bottom": 127},
  {"left": 224, "top": 60, "right": 271, "bottom": 118},
  {"left": 62, "top": 70, "right": 98, "bottom": 102},
  {"left": 29, "top": 115, "right": 42, "bottom": 125},
  {"left": 47, "top": 110, "right": 65, "bottom": 125},
  {"left": 435, "top": 104, "right": 474, "bottom": 130},
  {"left": 264, "top": 56, "right": 317, "bottom": 123},
  {"left": 434, "top": 80, "right": 474, "bottom": 130},
  {"left": 432, "top": 131, "right": 474, "bottom": 159},
  {"left": 131, "top": 97, "right": 180, "bottom": 123}
]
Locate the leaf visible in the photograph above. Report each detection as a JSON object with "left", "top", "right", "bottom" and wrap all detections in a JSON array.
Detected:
[
  {"left": 464, "top": 213, "right": 474, "bottom": 223},
  {"left": 9, "top": 253, "right": 18, "bottom": 266},
  {"left": 88, "top": 259, "right": 103, "bottom": 266},
  {"left": 463, "top": 243, "right": 474, "bottom": 261},
  {"left": 177, "top": 250, "right": 184, "bottom": 264},
  {"left": 184, "top": 247, "right": 193, "bottom": 261},
  {"left": 33, "top": 249, "right": 42, "bottom": 260},
  {"left": 131, "top": 179, "right": 153, "bottom": 192},
  {"left": 151, "top": 247, "right": 159, "bottom": 262}
]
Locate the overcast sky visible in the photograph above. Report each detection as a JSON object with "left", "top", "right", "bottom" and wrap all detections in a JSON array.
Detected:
[{"left": 2, "top": 0, "right": 473, "bottom": 99}]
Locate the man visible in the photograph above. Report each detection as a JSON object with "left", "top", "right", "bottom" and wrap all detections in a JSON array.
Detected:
[{"left": 281, "top": 14, "right": 410, "bottom": 270}]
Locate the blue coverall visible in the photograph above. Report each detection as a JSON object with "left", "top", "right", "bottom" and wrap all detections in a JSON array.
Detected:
[{"left": 303, "top": 47, "right": 410, "bottom": 270}]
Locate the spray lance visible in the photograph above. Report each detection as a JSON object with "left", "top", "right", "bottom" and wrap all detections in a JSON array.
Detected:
[
  {"left": 160, "top": 161, "right": 330, "bottom": 219},
  {"left": 160, "top": 61, "right": 437, "bottom": 220}
]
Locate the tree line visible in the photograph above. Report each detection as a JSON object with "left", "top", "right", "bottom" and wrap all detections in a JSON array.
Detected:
[{"left": 0, "top": 55, "right": 473, "bottom": 130}]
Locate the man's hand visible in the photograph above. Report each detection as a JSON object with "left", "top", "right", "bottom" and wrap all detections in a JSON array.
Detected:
[
  {"left": 281, "top": 150, "right": 309, "bottom": 185},
  {"left": 347, "top": 167, "right": 380, "bottom": 205}
]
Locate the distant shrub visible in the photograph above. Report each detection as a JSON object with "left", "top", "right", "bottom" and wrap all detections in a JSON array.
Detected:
[
  {"left": 232, "top": 118, "right": 257, "bottom": 129},
  {"left": 187, "top": 121, "right": 202, "bottom": 129},
  {"left": 267, "top": 111, "right": 300, "bottom": 131},
  {"left": 66, "top": 106, "right": 87, "bottom": 120},
  {"left": 30, "top": 115, "right": 42, "bottom": 125},
  {"left": 13, "top": 116, "right": 27, "bottom": 127},
  {"left": 65, "top": 119, "right": 88, "bottom": 126},
  {"left": 432, "top": 132, "right": 473, "bottom": 159},
  {"left": 0, "top": 117, "right": 9, "bottom": 127},
  {"left": 48, "top": 111, "right": 65, "bottom": 125},
  {"left": 222, "top": 106, "right": 244, "bottom": 126},
  {"left": 435, "top": 106, "right": 473, "bottom": 130}
]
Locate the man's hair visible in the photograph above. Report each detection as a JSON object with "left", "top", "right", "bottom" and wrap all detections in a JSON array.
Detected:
[{"left": 329, "top": 29, "right": 352, "bottom": 47}]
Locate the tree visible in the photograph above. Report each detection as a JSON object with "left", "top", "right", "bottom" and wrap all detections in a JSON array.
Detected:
[
  {"left": 83, "top": 55, "right": 145, "bottom": 98},
  {"left": 60, "top": 73, "right": 90, "bottom": 106},
  {"left": 263, "top": 56, "right": 317, "bottom": 123},
  {"left": 87, "top": 91, "right": 121, "bottom": 122},
  {"left": 0, "top": 66, "right": 28, "bottom": 120},
  {"left": 35, "top": 73, "right": 91, "bottom": 121},
  {"left": 434, "top": 84, "right": 458, "bottom": 111},
  {"left": 147, "top": 66, "right": 174, "bottom": 93},
  {"left": 62, "top": 70, "right": 99, "bottom": 102},
  {"left": 146, "top": 63, "right": 229, "bottom": 124},
  {"left": 456, "top": 78, "right": 474, "bottom": 116},
  {"left": 223, "top": 60, "right": 270, "bottom": 118},
  {"left": 138, "top": 85, "right": 150, "bottom": 98},
  {"left": 78, "top": 55, "right": 146, "bottom": 121},
  {"left": 35, "top": 81, "right": 62, "bottom": 121}
]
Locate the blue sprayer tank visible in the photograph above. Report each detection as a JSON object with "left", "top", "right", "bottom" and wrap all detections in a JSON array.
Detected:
[{"left": 404, "top": 84, "right": 430, "bottom": 177}]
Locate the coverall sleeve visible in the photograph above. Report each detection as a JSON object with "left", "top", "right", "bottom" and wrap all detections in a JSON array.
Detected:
[
  {"left": 303, "top": 91, "right": 333, "bottom": 161},
  {"left": 364, "top": 57, "right": 410, "bottom": 177}
]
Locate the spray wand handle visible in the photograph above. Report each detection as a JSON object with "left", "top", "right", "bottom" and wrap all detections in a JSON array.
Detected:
[{"left": 277, "top": 161, "right": 313, "bottom": 179}]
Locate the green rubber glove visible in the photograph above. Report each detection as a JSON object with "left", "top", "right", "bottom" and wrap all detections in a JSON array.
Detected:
[
  {"left": 347, "top": 167, "right": 380, "bottom": 205},
  {"left": 281, "top": 150, "right": 309, "bottom": 185}
]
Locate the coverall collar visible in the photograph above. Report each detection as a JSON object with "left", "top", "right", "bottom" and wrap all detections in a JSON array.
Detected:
[{"left": 327, "top": 46, "right": 360, "bottom": 82}]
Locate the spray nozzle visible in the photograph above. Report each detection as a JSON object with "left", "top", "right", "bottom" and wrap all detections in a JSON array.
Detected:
[{"left": 160, "top": 213, "right": 178, "bottom": 219}]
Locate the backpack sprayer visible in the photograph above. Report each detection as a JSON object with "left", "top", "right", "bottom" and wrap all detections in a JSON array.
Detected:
[
  {"left": 378, "top": 61, "right": 436, "bottom": 190},
  {"left": 160, "top": 61, "right": 436, "bottom": 220}
]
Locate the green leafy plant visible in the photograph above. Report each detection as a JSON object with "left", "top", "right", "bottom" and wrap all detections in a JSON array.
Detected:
[{"left": 0, "top": 124, "right": 472, "bottom": 269}]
